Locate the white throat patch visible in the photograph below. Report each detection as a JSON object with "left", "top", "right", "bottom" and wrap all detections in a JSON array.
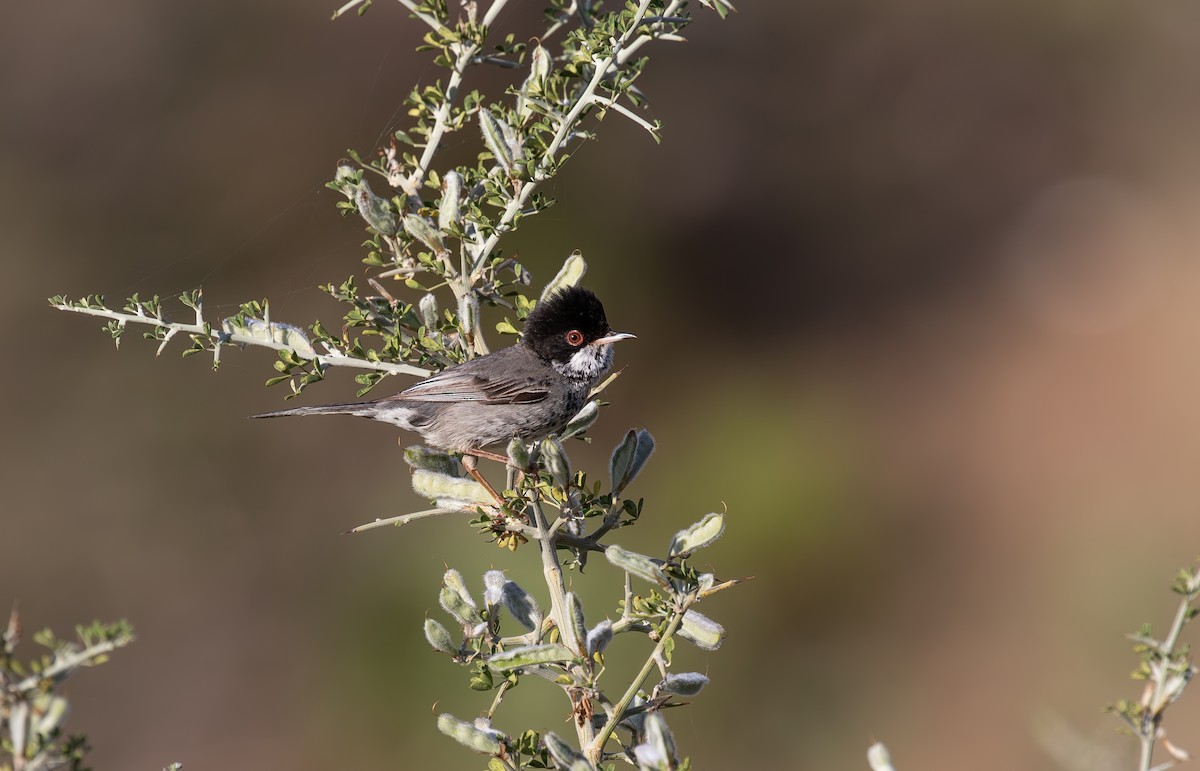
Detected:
[{"left": 553, "top": 343, "right": 614, "bottom": 384}]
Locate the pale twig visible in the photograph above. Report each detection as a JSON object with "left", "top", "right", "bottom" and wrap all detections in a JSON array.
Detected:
[
  {"left": 589, "top": 95, "right": 659, "bottom": 136},
  {"left": 52, "top": 302, "right": 430, "bottom": 378},
  {"left": 586, "top": 591, "right": 696, "bottom": 762},
  {"left": 1137, "top": 572, "right": 1200, "bottom": 771},
  {"left": 13, "top": 635, "right": 134, "bottom": 696},
  {"left": 395, "top": 0, "right": 444, "bottom": 31},
  {"left": 344, "top": 507, "right": 464, "bottom": 534}
]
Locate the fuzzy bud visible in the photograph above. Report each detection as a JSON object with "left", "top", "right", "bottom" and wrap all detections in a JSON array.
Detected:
[
  {"left": 424, "top": 618, "right": 457, "bottom": 655},
  {"left": 668, "top": 512, "right": 725, "bottom": 557},
  {"left": 487, "top": 643, "right": 576, "bottom": 671},
  {"left": 437, "top": 713, "right": 502, "bottom": 754},
  {"left": 541, "top": 436, "right": 572, "bottom": 488},
  {"left": 483, "top": 569, "right": 506, "bottom": 607},
  {"left": 657, "top": 672, "right": 709, "bottom": 696},
  {"left": 586, "top": 619, "right": 614, "bottom": 657},
  {"left": 677, "top": 610, "right": 724, "bottom": 651},
  {"left": 605, "top": 545, "right": 669, "bottom": 587},
  {"left": 439, "top": 569, "right": 479, "bottom": 627},
  {"left": 501, "top": 579, "right": 542, "bottom": 631}
]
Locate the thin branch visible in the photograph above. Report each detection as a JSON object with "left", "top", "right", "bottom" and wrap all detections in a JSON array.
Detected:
[
  {"left": 586, "top": 592, "right": 695, "bottom": 762},
  {"left": 1137, "top": 573, "right": 1200, "bottom": 771},
  {"left": 13, "top": 636, "right": 133, "bottom": 696},
  {"left": 395, "top": 0, "right": 445, "bottom": 31},
  {"left": 52, "top": 302, "right": 431, "bottom": 378},
  {"left": 345, "top": 507, "right": 464, "bottom": 534}
]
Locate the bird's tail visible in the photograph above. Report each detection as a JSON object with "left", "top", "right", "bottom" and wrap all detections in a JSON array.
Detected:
[{"left": 250, "top": 403, "right": 371, "bottom": 420}]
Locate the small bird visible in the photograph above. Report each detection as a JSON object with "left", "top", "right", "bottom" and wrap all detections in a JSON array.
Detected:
[{"left": 252, "top": 286, "right": 633, "bottom": 499}]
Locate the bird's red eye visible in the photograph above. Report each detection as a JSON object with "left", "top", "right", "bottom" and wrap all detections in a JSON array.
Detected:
[{"left": 565, "top": 329, "right": 585, "bottom": 346}]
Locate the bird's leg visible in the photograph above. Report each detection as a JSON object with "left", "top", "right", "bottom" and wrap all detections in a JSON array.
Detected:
[
  {"left": 461, "top": 453, "right": 506, "bottom": 508},
  {"left": 463, "top": 448, "right": 510, "bottom": 465}
]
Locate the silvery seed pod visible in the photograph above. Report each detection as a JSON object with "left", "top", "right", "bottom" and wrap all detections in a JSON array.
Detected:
[
  {"left": 677, "top": 609, "right": 724, "bottom": 651},
  {"left": 501, "top": 579, "right": 541, "bottom": 631},
  {"left": 418, "top": 293, "right": 439, "bottom": 330},
  {"left": 424, "top": 618, "right": 457, "bottom": 655},
  {"left": 657, "top": 672, "right": 709, "bottom": 696},
  {"left": 605, "top": 545, "right": 669, "bottom": 587},
  {"left": 585, "top": 619, "right": 614, "bottom": 657},
  {"left": 487, "top": 643, "right": 576, "bottom": 671},
  {"left": 439, "top": 569, "right": 479, "bottom": 627},
  {"left": 541, "top": 437, "right": 572, "bottom": 488},
  {"left": 483, "top": 569, "right": 507, "bottom": 608},
  {"left": 543, "top": 731, "right": 594, "bottom": 771},
  {"left": 541, "top": 253, "right": 587, "bottom": 300},
  {"left": 437, "top": 713, "right": 502, "bottom": 754},
  {"left": 668, "top": 512, "right": 726, "bottom": 557},
  {"left": 439, "top": 170, "right": 463, "bottom": 231}
]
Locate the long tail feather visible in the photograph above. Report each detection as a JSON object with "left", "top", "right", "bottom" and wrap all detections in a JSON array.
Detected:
[{"left": 250, "top": 403, "right": 367, "bottom": 419}]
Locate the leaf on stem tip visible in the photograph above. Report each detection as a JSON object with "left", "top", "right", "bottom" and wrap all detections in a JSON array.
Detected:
[{"left": 668, "top": 512, "right": 725, "bottom": 557}]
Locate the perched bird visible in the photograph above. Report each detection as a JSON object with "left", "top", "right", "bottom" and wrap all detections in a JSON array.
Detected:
[{"left": 252, "top": 286, "right": 633, "bottom": 499}]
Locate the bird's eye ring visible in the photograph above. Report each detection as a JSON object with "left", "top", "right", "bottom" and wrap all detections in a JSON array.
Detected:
[{"left": 565, "top": 329, "right": 585, "bottom": 346}]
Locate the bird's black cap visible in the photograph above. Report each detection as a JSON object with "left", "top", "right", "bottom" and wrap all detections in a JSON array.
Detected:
[{"left": 523, "top": 286, "right": 612, "bottom": 362}]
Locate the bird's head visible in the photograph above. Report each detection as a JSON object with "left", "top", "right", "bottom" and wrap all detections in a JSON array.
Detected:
[{"left": 522, "top": 286, "right": 634, "bottom": 382}]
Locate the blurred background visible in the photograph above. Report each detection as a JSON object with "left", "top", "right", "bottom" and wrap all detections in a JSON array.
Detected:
[{"left": 5, "top": 0, "right": 1200, "bottom": 768}]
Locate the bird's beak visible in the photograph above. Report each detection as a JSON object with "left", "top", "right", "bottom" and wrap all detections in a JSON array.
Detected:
[{"left": 594, "top": 331, "right": 636, "bottom": 345}]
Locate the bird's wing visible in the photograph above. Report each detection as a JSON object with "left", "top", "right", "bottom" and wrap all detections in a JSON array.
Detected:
[{"left": 390, "top": 367, "right": 549, "bottom": 405}]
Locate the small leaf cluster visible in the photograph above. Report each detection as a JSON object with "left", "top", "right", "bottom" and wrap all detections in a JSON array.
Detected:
[
  {"left": 1110, "top": 565, "right": 1200, "bottom": 771},
  {"left": 0, "top": 610, "right": 134, "bottom": 771}
]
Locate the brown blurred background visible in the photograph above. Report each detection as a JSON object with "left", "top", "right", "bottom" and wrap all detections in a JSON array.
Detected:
[{"left": 6, "top": 0, "right": 1200, "bottom": 768}]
